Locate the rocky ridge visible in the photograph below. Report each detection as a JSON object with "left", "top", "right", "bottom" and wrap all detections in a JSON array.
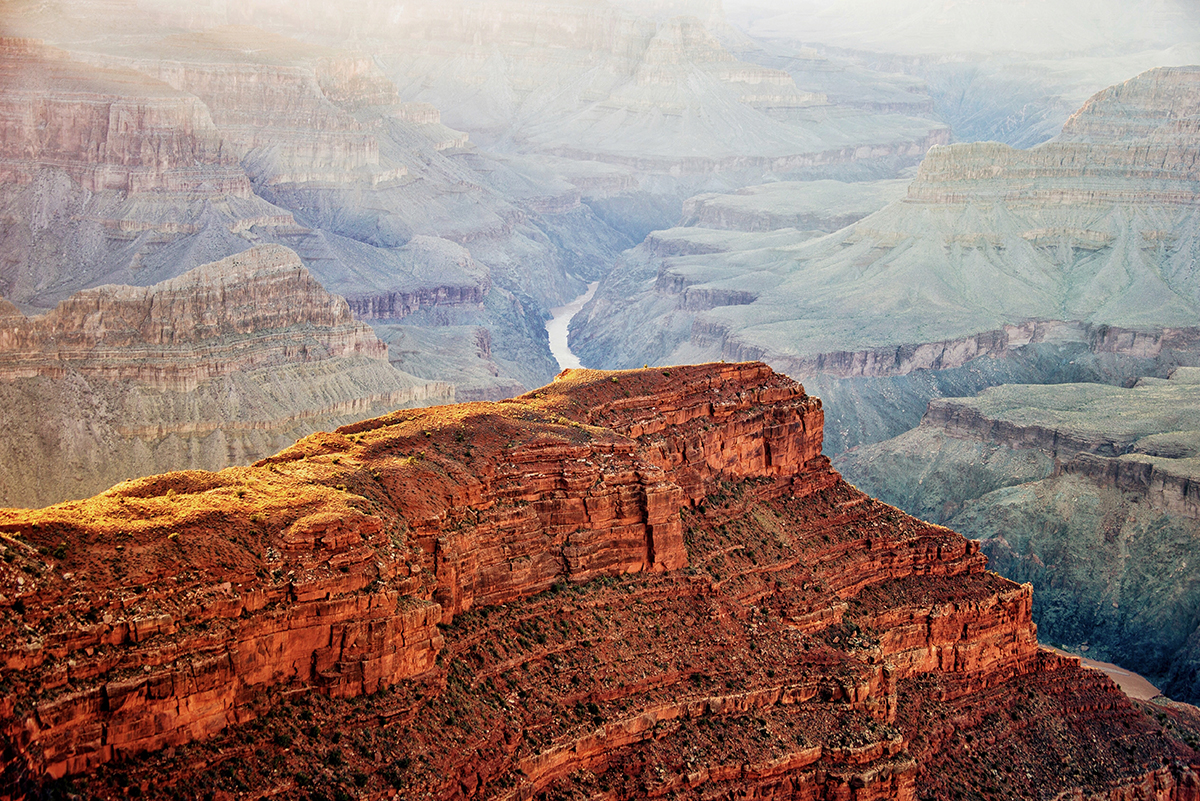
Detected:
[
  {"left": 0, "top": 363, "right": 1195, "bottom": 799},
  {"left": 0, "top": 245, "right": 452, "bottom": 508},
  {"left": 0, "top": 245, "right": 384, "bottom": 390},
  {"left": 181, "top": 0, "right": 947, "bottom": 175},
  {"left": 679, "top": 177, "right": 911, "bottom": 233}
]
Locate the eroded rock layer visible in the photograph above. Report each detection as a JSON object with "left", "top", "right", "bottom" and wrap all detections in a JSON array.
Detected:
[
  {"left": 834, "top": 369, "right": 1200, "bottom": 703},
  {"left": 0, "top": 244, "right": 451, "bottom": 508},
  {"left": 0, "top": 37, "right": 247, "bottom": 196},
  {"left": 0, "top": 362, "right": 1195, "bottom": 799},
  {"left": 570, "top": 66, "right": 1200, "bottom": 379},
  {"left": 0, "top": 244, "right": 383, "bottom": 391}
]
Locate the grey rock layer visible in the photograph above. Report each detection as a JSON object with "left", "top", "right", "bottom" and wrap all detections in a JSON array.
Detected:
[{"left": 835, "top": 370, "right": 1200, "bottom": 702}]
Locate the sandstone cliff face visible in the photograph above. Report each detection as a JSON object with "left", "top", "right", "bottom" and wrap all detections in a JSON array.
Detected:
[
  {"left": 0, "top": 244, "right": 454, "bottom": 508},
  {"left": 0, "top": 38, "right": 248, "bottom": 196},
  {"left": 0, "top": 36, "right": 308, "bottom": 309},
  {"left": 0, "top": 21, "right": 608, "bottom": 427},
  {"left": 0, "top": 363, "right": 1194, "bottom": 800}
]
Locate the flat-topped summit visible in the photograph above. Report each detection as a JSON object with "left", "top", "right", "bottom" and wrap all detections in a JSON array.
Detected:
[{"left": 910, "top": 66, "right": 1200, "bottom": 203}]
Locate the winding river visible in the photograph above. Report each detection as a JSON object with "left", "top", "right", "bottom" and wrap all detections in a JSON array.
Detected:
[{"left": 546, "top": 281, "right": 598, "bottom": 370}]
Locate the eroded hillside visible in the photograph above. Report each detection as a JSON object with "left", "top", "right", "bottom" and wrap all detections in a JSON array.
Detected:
[
  {"left": 836, "top": 368, "right": 1200, "bottom": 704},
  {"left": 0, "top": 363, "right": 1195, "bottom": 799}
]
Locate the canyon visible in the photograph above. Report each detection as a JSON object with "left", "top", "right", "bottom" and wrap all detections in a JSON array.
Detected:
[
  {"left": 571, "top": 64, "right": 1200, "bottom": 448},
  {"left": 0, "top": 0, "right": 958, "bottom": 507},
  {"left": 0, "top": 362, "right": 1197, "bottom": 800},
  {"left": 1, "top": 2, "right": 1200, "bottom": 796},
  {"left": 836, "top": 369, "right": 1200, "bottom": 705}
]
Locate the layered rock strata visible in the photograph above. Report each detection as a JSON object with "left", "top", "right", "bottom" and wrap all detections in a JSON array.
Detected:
[
  {"left": 0, "top": 36, "right": 307, "bottom": 309},
  {"left": 83, "top": 27, "right": 415, "bottom": 189},
  {"left": 0, "top": 37, "right": 247, "bottom": 196},
  {"left": 0, "top": 245, "right": 384, "bottom": 391},
  {"left": 571, "top": 66, "right": 1200, "bottom": 379},
  {"left": 834, "top": 369, "right": 1200, "bottom": 703},
  {"left": 0, "top": 245, "right": 452, "bottom": 507},
  {"left": 0, "top": 362, "right": 1194, "bottom": 799},
  {"left": 0, "top": 22, "right": 604, "bottom": 407}
]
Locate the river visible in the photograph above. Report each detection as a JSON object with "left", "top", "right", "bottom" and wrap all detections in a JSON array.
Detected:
[{"left": 546, "top": 281, "right": 598, "bottom": 370}]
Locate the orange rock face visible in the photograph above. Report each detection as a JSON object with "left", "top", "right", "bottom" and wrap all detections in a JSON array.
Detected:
[{"left": 0, "top": 362, "right": 1195, "bottom": 799}]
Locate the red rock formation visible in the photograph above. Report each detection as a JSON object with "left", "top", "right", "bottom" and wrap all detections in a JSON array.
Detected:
[{"left": 0, "top": 363, "right": 1194, "bottom": 799}]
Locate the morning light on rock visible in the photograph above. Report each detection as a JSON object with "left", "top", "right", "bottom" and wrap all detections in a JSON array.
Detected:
[{"left": 1, "top": 1, "right": 1199, "bottom": 798}]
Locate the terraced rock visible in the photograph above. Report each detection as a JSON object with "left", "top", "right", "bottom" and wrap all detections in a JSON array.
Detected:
[
  {"left": 0, "top": 362, "right": 1196, "bottom": 799},
  {"left": 836, "top": 368, "right": 1200, "bottom": 703},
  {"left": 0, "top": 245, "right": 451, "bottom": 508}
]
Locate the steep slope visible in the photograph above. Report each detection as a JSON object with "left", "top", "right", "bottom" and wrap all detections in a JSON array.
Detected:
[
  {"left": 836, "top": 368, "right": 1200, "bottom": 703},
  {"left": 0, "top": 245, "right": 451, "bottom": 508},
  {"left": 0, "top": 363, "right": 1196, "bottom": 799},
  {"left": 82, "top": 25, "right": 598, "bottom": 394}
]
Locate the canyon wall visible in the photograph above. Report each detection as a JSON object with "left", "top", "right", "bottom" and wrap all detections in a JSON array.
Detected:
[
  {"left": 232, "top": 0, "right": 949, "bottom": 175},
  {"left": 0, "top": 38, "right": 248, "bottom": 196},
  {"left": 0, "top": 363, "right": 1194, "bottom": 800},
  {"left": 0, "top": 245, "right": 384, "bottom": 391},
  {"left": 0, "top": 245, "right": 453, "bottom": 508},
  {"left": 835, "top": 371, "right": 1200, "bottom": 702}
]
